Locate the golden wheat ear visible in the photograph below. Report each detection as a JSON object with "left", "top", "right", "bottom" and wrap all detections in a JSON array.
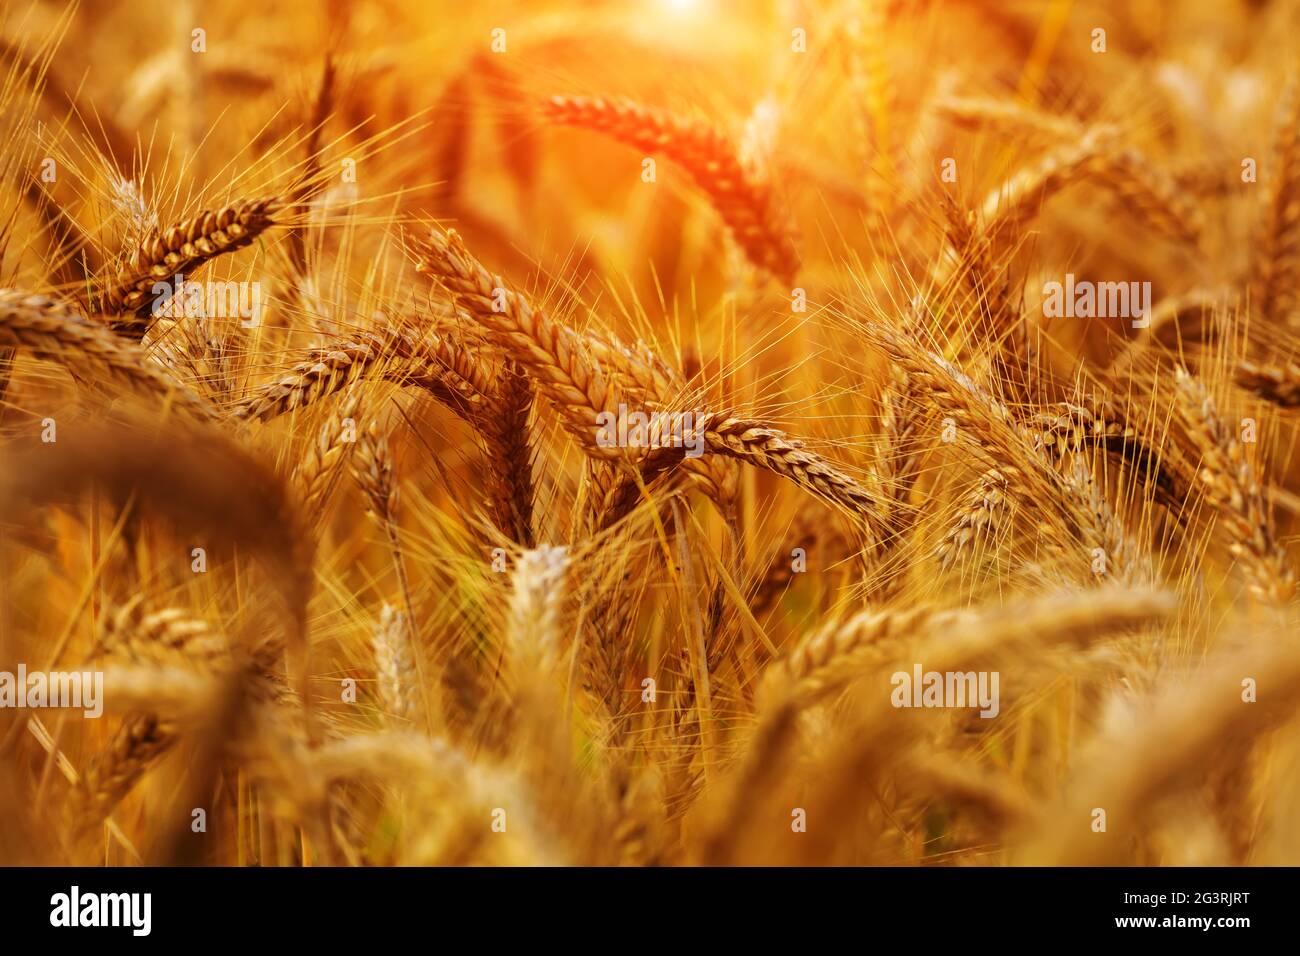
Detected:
[
  {"left": 540, "top": 95, "right": 801, "bottom": 284},
  {"left": 98, "top": 198, "right": 281, "bottom": 339},
  {"left": 1021, "top": 640, "right": 1300, "bottom": 865},
  {"left": 1174, "top": 369, "right": 1295, "bottom": 605},
  {"left": 372, "top": 604, "right": 417, "bottom": 727},
  {"left": 415, "top": 227, "right": 740, "bottom": 517},
  {"left": 415, "top": 226, "right": 624, "bottom": 447},
  {"left": 1250, "top": 76, "right": 1300, "bottom": 325},
  {"left": 0, "top": 288, "right": 213, "bottom": 420}
]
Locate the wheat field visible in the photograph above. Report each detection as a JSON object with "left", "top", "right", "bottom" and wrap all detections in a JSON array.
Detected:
[{"left": 0, "top": 0, "right": 1298, "bottom": 868}]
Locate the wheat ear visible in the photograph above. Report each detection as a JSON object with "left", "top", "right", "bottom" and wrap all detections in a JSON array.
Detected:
[
  {"left": 231, "top": 330, "right": 488, "bottom": 423},
  {"left": 983, "top": 127, "right": 1200, "bottom": 243},
  {"left": 372, "top": 604, "right": 416, "bottom": 724},
  {"left": 933, "top": 467, "right": 1011, "bottom": 571},
  {"left": 73, "top": 715, "right": 177, "bottom": 831},
  {"left": 353, "top": 421, "right": 419, "bottom": 638},
  {"left": 294, "top": 390, "right": 366, "bottom": 523},
  {"left": 91, "top": 600, "right": 227, "bottom": 666},
  {"left": 764, "top": 587, "right": 1174, "bottom": 714},
  {"left": 415, "top": 228, "right": 730, "bottom": 514},
  {"left": 1235, "top": 358, "right": 1300, "bottom": 409},
  {"left": 0, "top": 289, "right": 213, "bottom": 420},
  {"left": 935, "top": 94, "right": 1091, "bottom": 140},
  {"left": 100, "top": 198, "right": 279, "bottom": 338},
  {"left": 1175, "top": 370, "right": 1295, "bottom": 604},
  {"left": 698, "top": 412, "right": 885, "bottom": 533},
  {"left": 1251, "top": 76, "right": 1300, "bottom": 324},
  {"left": 541, "top": 95, "right": 799, "bottom": 282}
]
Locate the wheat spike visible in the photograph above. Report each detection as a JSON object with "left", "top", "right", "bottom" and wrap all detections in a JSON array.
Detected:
[
  {"left": 1175, "top": 370, "right": 1295, "bottom": 604},
  {"left": 1251, "top": 76, "right": 1300, "bottom": 324},
  {"left": 934, "top": 467, "right": 1011, "bottom": 571},
  {"left": 0, "top": 289, "right": 213, "bottom": 420},
  {"left": 372, "top": 604, "right": 415, "bottom": 724},
  {"left": 100, "top": 198, "right": 280, "bottom": 338},
  {"left": 541, "top": 95, "right": 800, "bottom": 282},
  {"left": 1235, "top": 358, "right": 1300, "bottom": 409}
]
